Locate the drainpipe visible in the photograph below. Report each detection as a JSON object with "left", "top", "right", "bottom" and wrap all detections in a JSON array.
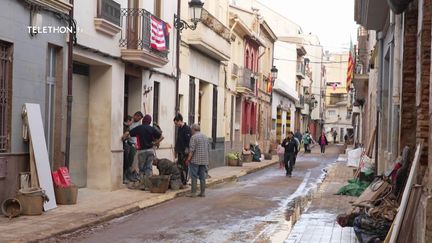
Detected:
[
  {"left": 376, "top": 31, "right": 384, "bottom": 175},
  {"left": 175, "top": 0, "right": 181, "bottom": 115},
  {"left": 229, "top": 17, "right": 238, "bottom": 40},
  {"left": 65, "top": 0, "right": 74, "bottom": 169}
]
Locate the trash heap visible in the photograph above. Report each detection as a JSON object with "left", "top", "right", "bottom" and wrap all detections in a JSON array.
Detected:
[{"left": 337, "top": 145, "right": 422, "bottom": 242}]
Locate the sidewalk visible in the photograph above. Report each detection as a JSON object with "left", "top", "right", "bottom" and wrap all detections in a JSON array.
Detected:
[
  {"left": 0, "top": 158, "right": 279, "bottom": 243},
  {"left": 285, "top": 154, "right": 359, "bottom": 243}
]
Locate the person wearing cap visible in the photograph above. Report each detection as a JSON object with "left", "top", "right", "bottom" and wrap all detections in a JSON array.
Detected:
[{"left": 127, "top": 114, "right": 162, "bottom": 190}]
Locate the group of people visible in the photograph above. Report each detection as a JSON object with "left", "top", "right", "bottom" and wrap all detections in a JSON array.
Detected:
[
  {"left": 278, "top": 129, "right": 329, "bottom": 177},
  {"left": 122, "top": 113, "right": 209, "bottom": 198}
]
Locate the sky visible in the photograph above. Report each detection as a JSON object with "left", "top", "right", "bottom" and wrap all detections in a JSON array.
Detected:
[{"left": 255, "top": 0, "right": 358, "bottom": 52}]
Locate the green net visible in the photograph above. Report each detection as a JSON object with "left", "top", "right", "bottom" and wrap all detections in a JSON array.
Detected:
[{"left": 337, "top": 178, "right": 371, "bottom": 197}]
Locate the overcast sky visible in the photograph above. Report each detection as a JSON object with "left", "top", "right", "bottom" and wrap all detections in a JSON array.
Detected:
[{"left": 256, "top": 0, "right": 358, "bottom": 52}]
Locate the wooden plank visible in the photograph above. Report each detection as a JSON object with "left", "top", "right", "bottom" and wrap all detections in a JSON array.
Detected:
[
  {"left": 25, "top": 103, "right": 57, "bottom": 211},
  {"left": 366, "top": 126, "right": 376, "bottom": 158},
  {"left": 354, "top": 180, "right": 391, "bottom": 205},
  {"left": 29, "top": 138, "right": 39, "bottom": 188},
  {"left": 390, "top": 143, "right": 422, "bottom": 243},
  {"left": 397, "top": 185, "right": 422, "bottom": 243}
]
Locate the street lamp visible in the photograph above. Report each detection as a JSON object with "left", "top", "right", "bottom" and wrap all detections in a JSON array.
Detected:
[
  {"left": 271, "top": 66, "right": 278, "bottom": 81},
  {"left": 174, "top": 0, "right": 204, "bottom": 32},
  {"left": 174, "top": 0, "right": 204, "bottom": 116}
]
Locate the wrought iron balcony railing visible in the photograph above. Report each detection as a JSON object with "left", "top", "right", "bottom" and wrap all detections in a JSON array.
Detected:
[{"left": 119, "top": 8, "right": 169, "bottom": 58}]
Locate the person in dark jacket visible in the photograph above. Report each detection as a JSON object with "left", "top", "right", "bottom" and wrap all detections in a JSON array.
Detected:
[
  {"left": 318, "top": 131, "right": 329, "bottom": 155},
  {"left": 173, "top": 114, "right": 192, "bottom": 185},
  {"left": 126, "top": 114, "right": 161, "bottom": 190},
  {"left": 153, "top": 158, "right": 183, "bottom": 190},
  {"left": 281, "top": 131, "right": 299, "bottom": 177}
]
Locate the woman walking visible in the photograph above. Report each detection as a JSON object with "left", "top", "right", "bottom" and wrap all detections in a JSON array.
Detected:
[{"left": 318, "top": 132, "right": 328, "bottom": 155}]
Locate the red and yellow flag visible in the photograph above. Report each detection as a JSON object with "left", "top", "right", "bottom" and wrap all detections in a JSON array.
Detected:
[
  {"left": 267, "top": 74, "right": 273, "bottom": 93},
  {"left": 346, "top": 40, "right": 355, "bottom": 92}
]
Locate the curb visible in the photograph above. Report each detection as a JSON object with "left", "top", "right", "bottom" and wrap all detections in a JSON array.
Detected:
[{"left": 30, "top": 160, "right": 279, "bottom": 242}]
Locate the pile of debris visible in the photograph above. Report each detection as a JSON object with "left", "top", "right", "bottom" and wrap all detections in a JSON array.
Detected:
[{"left": 337, "top": 144, "right": 423, "bottom": 243}]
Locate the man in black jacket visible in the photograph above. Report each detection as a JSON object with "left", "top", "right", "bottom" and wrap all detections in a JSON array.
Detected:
[
  {"left": 174, "top": 114, "right": 192, "bottom": 185},
  {"left": 281, "top": 131, "right": 299, "bottom": 177}
]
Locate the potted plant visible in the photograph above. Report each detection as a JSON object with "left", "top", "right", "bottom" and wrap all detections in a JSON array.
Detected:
[{"left": 226, "top": 152, "right": 241, "bottom": 166}]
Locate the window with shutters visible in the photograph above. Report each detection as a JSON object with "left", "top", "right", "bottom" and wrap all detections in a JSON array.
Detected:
[
  {"left": 153, "top": 81, "right": 160, "bottom": 124},
  {"left": 211, "top": 85, "right": 218, "bottom": 149},
  {"left": 0, "top": 41, "right": 12, "bottom": 153},
  {"left": 188, "top": 76, "right": 195, "bottom": 124}
]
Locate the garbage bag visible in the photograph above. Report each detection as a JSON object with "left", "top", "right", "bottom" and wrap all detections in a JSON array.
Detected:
[{"left": 353, "top": 214, "right": 392, "bottom": 242}]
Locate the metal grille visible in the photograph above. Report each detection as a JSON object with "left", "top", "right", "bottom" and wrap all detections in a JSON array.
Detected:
[
  {"left": 119, "top": 8, "right": 169, "bottom": 58},
  {"left": 0, "top": 41, "right": 12, "bottom": 152}
]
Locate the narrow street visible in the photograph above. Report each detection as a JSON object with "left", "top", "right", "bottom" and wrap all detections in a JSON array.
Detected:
[{"left": 46, "top": 146, "right": 341, "bottom": 243}]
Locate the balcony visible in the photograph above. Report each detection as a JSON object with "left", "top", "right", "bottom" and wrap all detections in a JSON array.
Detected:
[
  {"left": 119, "top": 8, "right": 169, "bottom": 68},
  {"left": 354, "top": 0, "right": 389, "bottom": 30},
  {"left": 231, "top": 63, "right": 239, "bottom": 78},
  {"left": 296, "top": 62, "right": 305, "bottom": 79},
  {"left": 295, "top": 95, "right": 305, "bottom": 109},
  {"left": 30, "top": 0, "right": 72, "bottom": 14},
  {"left": 236, "top": 68, "right": 256, "bottom": 94},
  {"left": 187, "top": 8, "right": 231, "bottom": 61},
  {"left": 94, "top": 0, "right": 122, "bottom": 36}
]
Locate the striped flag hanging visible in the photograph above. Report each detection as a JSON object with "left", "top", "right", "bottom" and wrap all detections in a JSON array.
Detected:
[
  {"left": 150, "top": 16, "right": 166, "bottom": 51},
  {"left": 346, "top": 39, "right": 355, "bottom": 92}
]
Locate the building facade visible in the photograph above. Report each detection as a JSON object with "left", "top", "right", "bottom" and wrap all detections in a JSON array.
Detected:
[
  {"left": 0, "top": 0, "right": 72, "bottom": 204},
  {"left": 178, "top": 0, "right": 230, "bottom": 168},
  {"left": 355, "top": 0, "right": 432, "bottom": 241},
  {"left": 323, "top": 52, "right": 353, "bottom": 143}
]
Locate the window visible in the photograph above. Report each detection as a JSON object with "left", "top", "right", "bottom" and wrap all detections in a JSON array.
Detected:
[
  {"left": 0, "top": 41, "right": 12, "bottom": 153},
  {"left": 188, "top": 76, "right": 195, "bottom": 124},
  {"left": 251, "top": 52, "right": 254, "bottom": 72},
  {"left": 211, "top": 85, "right": 218, "bottom": 149},
  {"left": 45, "top": 45, "right": 58, "bottom": 161},
  {"left": 153, "top": 81, "right": 160, "bottom": 124},
  {"left": 245, "top": 49, "right": 250, "bottom": 69},
  {"left": 97, "top": 0, "right": 121, "bottom": 26},
  {"left": 327, "top": 110, "right": 336, "bottom": 117},
  {"left": 154, "top": 0, "right": 162, "bottom": 18}
]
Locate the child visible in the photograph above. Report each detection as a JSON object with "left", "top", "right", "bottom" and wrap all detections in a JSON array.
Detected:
[{"left": 276, "top": 144, "right": 285, "bottom": 169}]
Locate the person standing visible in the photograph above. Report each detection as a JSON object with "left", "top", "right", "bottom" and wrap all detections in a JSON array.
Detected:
[
  {"left": 318, "top": 132, "right": 329, "bottom": 155},
  {"left": 294, "top": 129, "right": 303, "bottom": 145},
  {"left": 276, "top": 144, "right": 285, "bottom": 169},
  {"left": 185, "top": 124, "right": 209, "bottom": 197},
  {"left": 122, "top": 115, "right": 136, "bottom": 183},
  {"left": 333, "top": 130, "right": 338, "bottom": 144},
  {"left": 303, "top": 131, "right": 311, "bottom": 153},
  {"left": 281, "top": 131, "right": 298, "bottom": 177},
  {"left": 173, "top": 114, "right": 192, "bottom": 185},
  {"left": 127, "top": 114, "right": 161, "bottom": 190}
]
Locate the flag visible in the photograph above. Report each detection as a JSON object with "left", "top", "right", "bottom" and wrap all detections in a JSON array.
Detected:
[
  {"left": 267, "top": 75, "right": 273, "bottom": 93},
  {"left": 150, "top": 16, "right": 166, "bottom": 51},
  {"left": 346, "top": 39, "right": 355, "bottom": 92}
]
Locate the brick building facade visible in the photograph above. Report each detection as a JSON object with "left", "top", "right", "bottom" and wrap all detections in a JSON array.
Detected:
[{"left": 354, "top": 0, "right": 432, "bottom": 241}]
